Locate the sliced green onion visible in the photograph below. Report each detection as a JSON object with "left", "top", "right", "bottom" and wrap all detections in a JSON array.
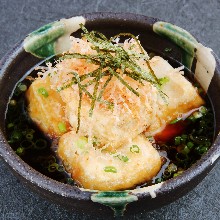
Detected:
[
  {"left": 192, "top": 111, "right": 203, "bottom": 119},
  {"left": 11, "top": 130, "right": 23, "bottom": 142},
  {"left": 18, "top": 83, "right": 27, "bottom": 92},
  {"left": 159, "top": 76, "right": 169, "bottom": 86},
  {"left": 9, "top": 100, "right": 16, "bottom": 106},
  {"left": 163, "top": 170, "right": 172, "bottom": 179},
  {"left": 48, "top": 163, "right": 58, "bottom": 172},
  {"left": 121, "top": 155, "right": 129, "bottom": 162},
  {"left": 34, "top": 139, "right": 47, "bottom": 150},
  {"left": 173, "top": 170, "right": 184, "bottom": 177},
  {"left": 115, "top": 155, "right": 129, "bottom": 162},
  {"left": 164, "top": 47, "right": 172, "bottom": 52},
  {"left": 181, "top": 145, "right": 190, "bottom": 155},
  {"left": 16, "top": 147, "right": 25, "bottom": 156},
  {"left": 180, "top": 134, "right": 188, "bottom": 144},
  {"left": 195, "top": 146, "right": 208, "bottom": 155},
  {"left": 7, "top": 123, "right": 14, "bottom": 129},
  {"left": 57, "top": 165, "right": 65, "bottom": 172},
  {"left": 174, "top": 136, "right": 181, "bottom": 145},
  {"left": 66, "top": 178, "right": 75, "bottom": 185},
  {"left": 25, "top": 133, "right": 33, "bottom": 140},
  {"left": 186, "top": 142, "right": 194, "bottom": 149},
  {"left": 188, "top": 115, "right": 196, "bottom": 122},
  {"left": 199, "top": 106, "right": 207, "bottom": 114},
  {"left": 37, "top": 87, "right": 49, "bottom": 97},
  {"left": 130, "top": 145, "right": 140, "bottom": 153},
  {"left": 58, "top": 122, "right": 67, "bottom": 133},
  {"left": 170, "top": 118, "right": 181, "bottom": 124},
  {"left": 104, "top": 166, "right": 117, "bottom": 173},
  {"left": 167, "top": 163, "right": 178, "bottom": 173},
  {"left": 20, "top": 140, "right": 34, "bottom": 149},
  {"left": 155, "top": 178, "right": 163, "bottom": 183},
  {"left": 188, "top": 111, "right": 203, "bottom": 122},
  {"left": 76, "top": 136, "right": 88, "bottom": 149}
]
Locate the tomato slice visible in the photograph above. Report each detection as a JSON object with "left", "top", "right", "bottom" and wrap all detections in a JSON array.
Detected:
[{"left": 154, "top": 121, "right": 186, "bottom": 143}]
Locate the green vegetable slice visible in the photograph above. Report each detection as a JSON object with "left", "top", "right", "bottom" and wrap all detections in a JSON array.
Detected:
[
  {"left": 130, "top": 145, "right": 140, "bottom": 153},
  {"left": 37, "top": 87, "right": 49, "bottom": 97},
  {"left": 104, "top": 166, "right": 117, "bottom": 173}
]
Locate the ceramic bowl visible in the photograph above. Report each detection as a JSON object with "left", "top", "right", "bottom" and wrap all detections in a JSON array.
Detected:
[{"left": 0, "top": 12, "right": 220, "bottom": 217}]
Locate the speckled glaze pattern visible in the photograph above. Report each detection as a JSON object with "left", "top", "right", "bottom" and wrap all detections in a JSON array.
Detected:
[{"left": 0, "top": 13, "right": 220, "bottom": 217}]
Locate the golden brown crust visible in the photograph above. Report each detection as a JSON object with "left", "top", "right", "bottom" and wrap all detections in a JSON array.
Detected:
[
  {"left": 26, "top": 76, "right": 70, "bottom": 137},
  {"left": 58, "top": 132, "right": 161, "bottom": 191}
]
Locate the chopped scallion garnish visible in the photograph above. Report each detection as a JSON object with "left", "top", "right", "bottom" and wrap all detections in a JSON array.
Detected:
[
  {"left": 37, "top": 87, "right": 49, "bottom": 97},
  {"left": 58, "top": 122, "right": 67, "bottom": 133},
  {"left": 114, "top": 154, "right": 129, "bottom": 162},
  {"left": 199, "top": 106, "right": 207, "bottom": 114},
  {"left": 104, "top": 166, "right": 117, "bottom": 173},
  {"left": 16, "top": 147, "right": 25, "bottom": 156},
  {"left": 164, "top": 48, "right": 172, "bottom": 52},
  {"left": 159, "top": 76, "right": 169, "bottom": 86},
  {"left": 66, "top": 178, "right": 75, "bottom": 185},
  {"left": 130, "top": 145, "right": 140, "bottom": 153},
  {"left": 11, "top": 130, "right": 23, "bottom": 142},
  {"left": 167, "top": 163, "right": 178, "bottom": 173},
  {"left": 173, "top": 170, "right": 183, "bottom": 178},
  {"left": 48, "top": 163, "right": 58, "bottom": 172},
  {"left": 57, "top": 165, "right": 65, "bottom": 172},
  {"left": 25, "top": 133, "right": 33, "bottom": 140},
  {"left": 9, "top": 100, "right": 16, "bottom": 106},
  {"left": 181, "top": 145, "right": 190, "bottom": 155},
  {"left": 7, "top": 123, "right": 14, "bottom": 129},
  {"left": 34, "top": 139, "right": 47, "bottom": 150},
  {"left": 76, "top": 136, "right": 88, "bottom": 149},
  {"left": 120, "top": 155, "right": 129, "bottom": 162},
  {"left": 186, "top": 141, "right": 194, "bottom": 149},
  {"left": 18, "top": 83, "right": 27, "bottom": 92},
  {"left": 170, "top": 118, "right": 181, "bottom": 124}
]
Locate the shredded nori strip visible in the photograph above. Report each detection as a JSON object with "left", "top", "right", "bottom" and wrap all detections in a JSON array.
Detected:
[{"left": 57, "top": 24, "right": 165, "bottom": 131}]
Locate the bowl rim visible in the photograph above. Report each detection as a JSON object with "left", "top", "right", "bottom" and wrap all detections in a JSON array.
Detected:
[{"left": 0, "top": 11, "right": 220, "bottom": 202}]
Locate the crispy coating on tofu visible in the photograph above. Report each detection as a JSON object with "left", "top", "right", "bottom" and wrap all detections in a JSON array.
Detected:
[
  {"left": 60, "top": 75, "right": 157, "bottom": 148},
  {"left": 61, "top": 55, "right": 204, "bottom": 142},
  {"left": 58, "top": 132, "right": 161, "bottom": 191},
  {"left": 145, "top": 56, "right": 204, "bottom": 135},
  {"left": 46, "top": 37, "right": 158, "bottom": 147},
  {"left": 26, "top": 76, "right": 70, "bottom": 137}
]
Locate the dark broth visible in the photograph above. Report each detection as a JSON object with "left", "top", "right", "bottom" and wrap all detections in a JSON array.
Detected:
[{"left": 5, "top": 55, "right": 214, "bottom": 188}]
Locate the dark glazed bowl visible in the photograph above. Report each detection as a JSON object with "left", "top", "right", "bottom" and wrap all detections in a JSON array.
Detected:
[{"left": 0, "top": 13, "right": 220, "bottom": 217}]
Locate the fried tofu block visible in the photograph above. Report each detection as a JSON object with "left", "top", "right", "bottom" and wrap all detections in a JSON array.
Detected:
[
  {"left": 145, "top": 56, "right": 204, "bottom": 135},
  {"left": 60, "top": 75, "right": 157, "bottom": 148},
  {"left": 58, "top": 132, "right": 161, "bottom": 191},
  {"left": 26, "top": 77, "right": 70, "bottom": 137}
]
